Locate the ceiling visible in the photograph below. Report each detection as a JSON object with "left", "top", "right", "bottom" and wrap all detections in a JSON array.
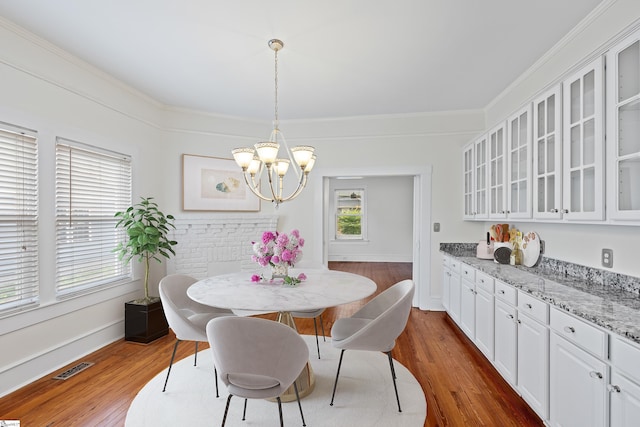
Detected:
[{"left": 0, "top": 0, "right": 604, "bottom": 121}]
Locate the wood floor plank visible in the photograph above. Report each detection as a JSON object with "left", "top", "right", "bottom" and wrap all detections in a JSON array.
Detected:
[{"left": 0, "top": 262, "right": 543, "bottom": 426}]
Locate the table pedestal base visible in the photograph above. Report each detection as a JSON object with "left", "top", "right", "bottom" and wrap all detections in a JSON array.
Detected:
[{"left": 274, "top": 311, "right": 316, "bottom": 402}]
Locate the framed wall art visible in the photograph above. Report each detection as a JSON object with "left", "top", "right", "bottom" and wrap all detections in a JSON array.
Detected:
[{"left": 182, "top": 154, "right": 260, "bottom": 211}]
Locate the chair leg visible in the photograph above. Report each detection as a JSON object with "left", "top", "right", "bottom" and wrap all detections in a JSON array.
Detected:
[
  {"left": 319, "top": 314, "right": 326, "bottom": 342},
  {"left": 312, "top": 318, "right": 320, "bottom": 359},
  {"left": 194, "top": 342, "right": 198, "bottom": 366},
  {"left": 329, "top": 349, "right": 346, "bottom": 406},
  {"left": 162, "top": 339, "right": 181, "bottom": 392},
  {"left": 386, "top": 351, "right": 402, "bottom": 412},
  {"left": 214, "top": 366, "right": 219, "bottom": 398},
  {"left": 277, "top": 396, "right": 284, "bottom": 427},
  {"left": 221, "top": 394, "right": 232, "bottom": 427},
  {"left": 242, "top": 398, "right": 248, "bottom": 421},
  {"left": 293, "top": 381, "right": 307, "bottom": 426}
]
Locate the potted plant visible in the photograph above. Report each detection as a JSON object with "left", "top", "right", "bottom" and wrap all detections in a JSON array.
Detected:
[{"left": 115, "top": 197, "right": 178, "bottom": 343}]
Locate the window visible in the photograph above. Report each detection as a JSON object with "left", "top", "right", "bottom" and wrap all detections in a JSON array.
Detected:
[
  {"left": 55, "top": 138, "right": 132, "bottom": 297},
  {"left": 0, "top": 123, "right": 38, "bottom": 313},
  {"left": 335, "top": 189, "right": 365, "bottom": 240}
]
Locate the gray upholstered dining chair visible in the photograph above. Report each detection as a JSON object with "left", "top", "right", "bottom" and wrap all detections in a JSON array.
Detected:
[
  {"left": 206, "top": 316, "right": 308, "bottom": 427},
  {"left": 291, "top": 308, "right": 326, "bottom": 359},
  {"left": 329, "top": 279, "right": 415, "bottom": 412},
  {"left": 159, "top": 274, "right": 235, "bottom": 396}
]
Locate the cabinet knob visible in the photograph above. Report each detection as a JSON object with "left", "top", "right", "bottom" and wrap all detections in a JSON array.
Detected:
[
  {"left": 589, "top": 371, "right": 603, "bottom": 379},
  {"left": 549, "top": 208, "right": 559, "bottom": 213},
  {"left": 525, "top": 303, "right": 532, "bottom": 309},
  {"left": 562, "top": 209, "right": 569, "bottom": 214},
  {"left": 498, "top": 290, "right": 505, "bottom": 294},
  {"left": 563, "top": 326, "right": 575, "bottom": 334},
  {"left": 517, "top": 319, "right": 522, "bottom": 325},
  {"left": 480, "top": 279, "right": 484, "bottom": 283},
  {"left": 608, "top": 384, "right": 621, "bottom": 393},
  {"left": 501, "top": 210, "right": 506, "bottom": 214}
]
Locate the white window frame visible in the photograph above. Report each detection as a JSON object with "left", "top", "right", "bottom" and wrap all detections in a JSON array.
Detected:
[
  {"left": 334, "top": 188, "right": 366, "bottom": 240},
  {"left": 0, "top": 122, "right": 39, "bottom": 314},
  {"left": 55, "top": 137, "right": 132, "bottom": 298}
]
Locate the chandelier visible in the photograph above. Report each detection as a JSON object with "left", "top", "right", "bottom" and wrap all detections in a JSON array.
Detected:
[{"left": 232, "top": 39, "right": 316, "bottom": 207}]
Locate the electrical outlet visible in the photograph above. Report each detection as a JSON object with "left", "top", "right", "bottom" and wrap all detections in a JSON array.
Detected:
[
  {"left": 433, "top": 222, "right": 440, "bottom": 232},
  {"left": 602, "top": 248, "right": 613, "bottom": 268}
]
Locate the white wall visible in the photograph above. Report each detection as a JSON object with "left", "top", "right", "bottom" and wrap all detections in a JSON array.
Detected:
[
  {"left": 483, "top": 0, "right": 640, "bottom": 278},
  {"left": 328, "top": 176, "right": 414, "bottom": 262}
]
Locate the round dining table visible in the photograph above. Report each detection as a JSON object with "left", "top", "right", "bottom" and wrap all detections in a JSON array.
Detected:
[{"left": 187, "top": 268, "right": 377, "bottom": 401}]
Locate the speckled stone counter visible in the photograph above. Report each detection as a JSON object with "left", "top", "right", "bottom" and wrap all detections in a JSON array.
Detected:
[{"left": 440, "top": 243, "right": 640, "bottom": 345}]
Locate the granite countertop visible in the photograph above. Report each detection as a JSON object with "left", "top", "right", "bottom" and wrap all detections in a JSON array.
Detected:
[{"left": 440, "top": 243, "right": 640, "bottom": 345}]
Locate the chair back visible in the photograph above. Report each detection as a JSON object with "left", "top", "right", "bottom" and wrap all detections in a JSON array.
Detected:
[
  {"left": 339, "top": 279, "right": 415, "bottom": 352},
  {"left": 206, "top": 316, "right": 309, "bottom": 398}
]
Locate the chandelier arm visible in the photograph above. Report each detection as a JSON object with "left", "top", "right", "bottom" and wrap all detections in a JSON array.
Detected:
[
  {"left": 265, "top": 167, "right": 283, "bottom": 204},
  {"left": 242, "top": 172, "right": 274, "bottom": 202},
  {"left": 279, "top": 171, "right": 309, "bottom": 203}
]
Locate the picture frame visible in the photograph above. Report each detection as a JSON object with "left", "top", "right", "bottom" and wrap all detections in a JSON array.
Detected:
[{"left": 182, "top": 154, "right": 260, "bottom": 211}]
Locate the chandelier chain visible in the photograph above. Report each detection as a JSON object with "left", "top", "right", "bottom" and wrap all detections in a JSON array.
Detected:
[{"left": 274, "top": 47, "right": 279, "bottom": 128}]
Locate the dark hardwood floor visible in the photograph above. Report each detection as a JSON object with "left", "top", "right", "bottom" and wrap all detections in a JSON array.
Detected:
[{"left": 0, "top": 262, "right": 543, "bottom": 426}]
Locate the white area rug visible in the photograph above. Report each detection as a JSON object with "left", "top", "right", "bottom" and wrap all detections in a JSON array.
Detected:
[{"left": 126, "top": 335, "right": 426, "bottom": 426}]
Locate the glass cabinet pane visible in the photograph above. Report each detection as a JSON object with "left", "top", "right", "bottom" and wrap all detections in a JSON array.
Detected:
[
  {"left": 547, "top": 136, "right": 555, "bottom": 172},
  {"left": 547, "top": 176, "right": 555, "bottom": 209},
  {"left": 519, "top": 113, "right": 528, "bottom": 146},
  {"left": 571, "top": 171, "right": 581, "bottom": 212},
  {"left": 547, "top": 95, "right": 555, "bottom": 132},
  {"left": 537, "top": 140, "right": 545, "bottom": 174},
  {"left": 537, "top": 177, "right": 545, "bottom": 212},
  {"left": 619, "top": 99, "right": 640, "bottom": 156},
  {"left": 570, "top": 125, "right": 581, "bottom": 168},
  {"left": 618, "top": 40, "right": 640, "bottom": 102},
  {"left": 618, "top": 158, "right": 640, "bottom": 211},
  {"left": 570, "top": 80, "right": 581, "bottom": 123},
  {"left": 583, "top": 167, "right": 595, "bottom": 212},
  {"left": 537, "top": 102, "right": 545, "bottom": 135},
  {"left": 583, "top": 119, "right": 595, "bottom": 165},
  {"left": 583, "top": 70, "right": 595, "bottom": 118}
]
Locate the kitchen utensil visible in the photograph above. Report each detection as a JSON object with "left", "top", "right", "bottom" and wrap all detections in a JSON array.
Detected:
[
  {"left": 495, "top": 224, "right": 503, "bottom": 242},
  {"left": 521, "top": 231, "right": 541, "bottom": 267},
  {"left": 476, "top": 233, "right": 494, "bottom": 259},
  {"left": 494, "top": 246, "right": 512, "bottom": 264}
]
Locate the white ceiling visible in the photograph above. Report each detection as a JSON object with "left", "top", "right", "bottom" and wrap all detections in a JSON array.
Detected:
[{"left": 0, "top": 0, "right": 604, "bottom": 121}]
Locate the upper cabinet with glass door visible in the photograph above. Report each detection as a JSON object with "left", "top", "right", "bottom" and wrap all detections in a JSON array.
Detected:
[
  {"left": 474, "top": 134, "right": 489, "bottom": 220},
  {"left": 507, "top": 105, "right": 533, "bottom": 219},
  {"left": 606, "top": 29, "right": 640, "bottom": 220},
  {"left": 488, "top": 122, "right": 508, "bottom": 219},
  {"left": 533, "top": 85, "right": 563, "bottom": 220},
  {"left": 463, "top": 142, "right": 475, "bottom": 219},
  {"left": 562, "top": 56, "right": 605, "bottom": 221}
]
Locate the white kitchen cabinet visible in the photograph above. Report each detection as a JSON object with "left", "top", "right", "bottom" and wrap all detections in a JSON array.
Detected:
[
  {"left": 488, "top": 122, "right": 508, "bottom": 219},
  {"left": 474, "top": 134, "right": 489, "bottom": 219},
  {"left": 463, "top": 143, "right": 475, "bottom": 219},
  {"left": 606, "top": 28, "right": 640, "bottom": 221},
  {"left": 610, "top": 371, "right": 640, "bottom": 427},
  {"left": 475, "top": 286, "right": 494, "bottom": 360},
  {"left": 460, "top": 277, "right": 476, "bottom": 339},
  {"left": 494, "top": 298, "right": 518, "bottom": 386},
  {"left": 441, "top": 257, "right": 451, "bottom": 311},
  {"left": 562, "top": 56, "right": 605, "bottom": 221},
  {"left": 507, "top": 104, "right": 533, "bottom": 219},
  {"left": 610, "top": 337, "right": 640, "bottom": 427},
  {"left": 533, "top": 84, "right": 563, "bottom": 220},
  {"left": 550, "top": 332, "right": 607, "bottom": 427},
  {"left": 448, "top": 260, "right": 462, "bottom": 325},
  {"left": 518, "top": 307, "right": 549, "bottom": 420}
]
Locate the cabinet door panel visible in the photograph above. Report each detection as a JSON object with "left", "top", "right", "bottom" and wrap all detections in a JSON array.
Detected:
[
  {"left": 507, "top": 105, "right": 533, "bottom": 218},
  {"left": 463, "top": 143, "right": 475, "bottom": 219},
  {"left": 494, "top": 300, "right": 517, "bottom": 385},
  {"left": 518, "top": 314, "right": 549, "bottom": 420},
  {"left": 550, "top": 333, "right": 606, "bottom": 427},
  {"left": 562, "top": 56, "right": 604, "bottom": 220},
  {"left": 460, "top": 279, "right": 475, "bottom": 339},
  {"left": 488, "top": 122, "right": 508, "bottom": 219},
  {"left": 449, "top": 272, "right": 461, "bottom": 325},
  {"left": 475, "top": 288, "right": 494, "bottom": 360},
  {"left": 610, "top": 371, "right": 640, "bottom": 427}
]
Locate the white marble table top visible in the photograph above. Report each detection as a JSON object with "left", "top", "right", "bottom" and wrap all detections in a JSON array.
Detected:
[{"left": 187, "top": 268, "right": 377, "bottom": 312}]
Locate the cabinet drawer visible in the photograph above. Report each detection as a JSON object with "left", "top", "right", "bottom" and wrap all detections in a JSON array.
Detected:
[
  {"left": 448, "top": 259, "right": 461, "bottom": 274},
  {"left": 550, "top": 308, "right": 607, "bottom": 359},
  {"left": 475, "top": 271, "right": 494, "bottom": 293},
  {"left": 460, "top": 263, "right": 475, "bottom": 281},
  {"left": 495, "top": 280, "right": 517, "bottom": 305},
  {"left": 610, "top": 337, "right": 640, "bottom": 382},
  {"left": 518, "top": 292, "right": 548, "bottom": 324}
]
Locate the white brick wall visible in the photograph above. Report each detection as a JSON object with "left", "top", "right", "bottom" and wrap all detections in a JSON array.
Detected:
[{"left": 166, "top": 215, "right": 279, "bottom": 279}]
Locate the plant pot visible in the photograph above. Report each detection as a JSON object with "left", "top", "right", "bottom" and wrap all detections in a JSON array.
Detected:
[{"left": 125, "top": 298, "right": 169, "bottom": 343}]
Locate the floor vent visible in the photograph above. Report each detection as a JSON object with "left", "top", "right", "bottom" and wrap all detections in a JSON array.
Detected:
[{"left": 53, "top": 362, "right": 94, "bottom": 380}]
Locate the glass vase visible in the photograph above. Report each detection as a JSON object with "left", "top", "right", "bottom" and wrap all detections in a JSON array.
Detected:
[{"left": 271, "top": 264, "right": 289, "bottom": 279}]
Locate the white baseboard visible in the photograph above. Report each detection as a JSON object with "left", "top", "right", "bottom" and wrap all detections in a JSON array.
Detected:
[
  {"left": 327, "top": 254, "right": 413, "bottom": 262},
  {"left": 0, "top": 320, "right": 124, "bottom": 398}
]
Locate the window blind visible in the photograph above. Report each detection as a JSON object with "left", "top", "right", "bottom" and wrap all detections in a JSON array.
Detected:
[
  {"left": 0, "top": 124, "right": 39, "bottom": 313},
  {"left": 55, "top": 138, "right": 132, "bottom": 297}
]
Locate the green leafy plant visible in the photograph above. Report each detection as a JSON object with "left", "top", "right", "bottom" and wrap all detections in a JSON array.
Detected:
[{"left": 114, "top": 197, "right": 177, "bottom": 303}]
